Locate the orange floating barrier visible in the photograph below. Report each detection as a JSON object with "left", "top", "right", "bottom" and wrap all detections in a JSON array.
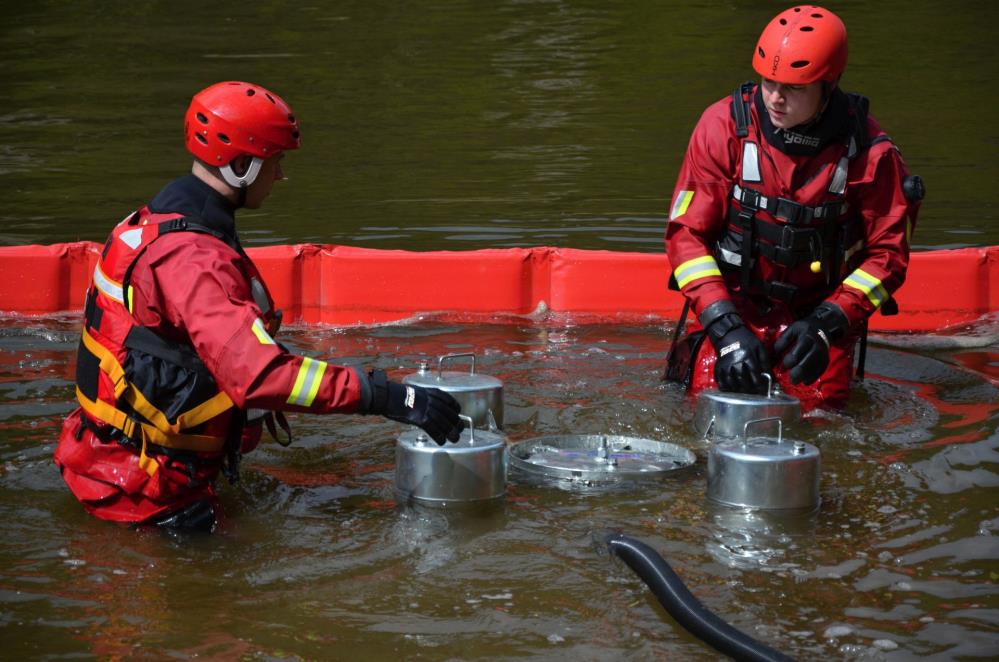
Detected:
[{"left": 0, "top": 242, "right": 995, "bottom": 332}]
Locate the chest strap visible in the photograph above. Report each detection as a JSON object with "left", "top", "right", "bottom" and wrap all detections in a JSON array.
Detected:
[{"left": 732, "top": 185, "right": 847, "bottom": 225}]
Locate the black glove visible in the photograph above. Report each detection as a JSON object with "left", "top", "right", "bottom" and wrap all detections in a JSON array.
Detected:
[
  {"left": 701, "top": 300, "right": 771, "bottom": 394},
  {"left": 774, "top": 302, "right": 850, "bottom": 385},
  {"left": 364, "top": 370, "right": 463, "bottom": 445}
]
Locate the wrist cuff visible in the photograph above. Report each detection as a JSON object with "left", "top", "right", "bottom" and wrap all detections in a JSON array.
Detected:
[{"left": 362, "top": 369, "right": 389, "bottom": 415}]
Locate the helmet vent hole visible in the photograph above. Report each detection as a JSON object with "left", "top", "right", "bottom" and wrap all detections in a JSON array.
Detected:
[
  {"left": 265, "top": 93, "right": 275, "bottom": 104},
  {"left": 292, "top": 130, "right": 300, "bottom": 139},
  {"left": 194, "top": 133, "right": 208, "bottom": 146},
  {"left": 196, "top": 112, "right": 209, "bottom": 125},
  {"left": 288, "top": 114, "right": 295, "bottom": 123},
  {"left": 790, "top": 60, "right": 810, "bottom": 69},
  {"left": 779, "top": 18, "right": 787, "bottom": 25},
  {"left": 246, "top": 89, "right": 256, "bottom": 96},
  {"left": 757, "top": 47, "right": 765, "bottom": 58},
  {"left": 800, "top": 26, "right": 814, "bottom": 32},
  {"left": 217, "top": 133, "right": 231, "bottom": 144}
]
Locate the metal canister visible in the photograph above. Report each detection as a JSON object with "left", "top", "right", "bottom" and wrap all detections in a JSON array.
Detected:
[
  {"left": 394, "top": 415, "right": 507, "bottom": 507},
  {"left": 707, "top": 418, "right": 820, "bottom": 511},
  {"left": 694, "top": 375, "right": 800, "bottom": 441},
  {"left": 402, "top": 353, "right": 504, "bottom": 429}
]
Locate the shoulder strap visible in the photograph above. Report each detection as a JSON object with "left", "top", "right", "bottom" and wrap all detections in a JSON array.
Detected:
[
  {"left": 157, "top": 215, "right": 242, "bottom": 254},
  {"left": 732, "top": 81, "right": 754, "bottom": 138},
  {"left": 845, "top": 92, "right": 873, "bottom": 154}
]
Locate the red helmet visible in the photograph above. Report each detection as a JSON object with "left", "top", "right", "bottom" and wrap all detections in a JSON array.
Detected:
[
  {"left": 752, "top": 6, "right": 847, "bottom": 85},
  {"left": 184, "top": 81, "right": 300, "bottom": 187}
]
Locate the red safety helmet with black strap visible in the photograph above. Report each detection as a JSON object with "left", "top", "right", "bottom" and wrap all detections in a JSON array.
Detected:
[
  {"left": 752, "top": 5, "right": 848, "bottom": 85},
  {"left": 184, "top": 81, "right": 301, "bottom": 189}
]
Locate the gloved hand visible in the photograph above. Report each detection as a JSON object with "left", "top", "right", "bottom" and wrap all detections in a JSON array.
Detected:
[
  {"left": 364, "top": 370, "right": 463, "bottom": 445},
  {"left": 700, "top": 300, "right": 771, "bottom": 394},
  {"left": 774, "top": 301, "right": 850, "bottom": 385}
]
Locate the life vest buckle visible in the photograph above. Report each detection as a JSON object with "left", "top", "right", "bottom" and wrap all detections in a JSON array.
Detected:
[
  {"left": 763, "top": 280, "right": 799, "bottom": 303},
  {"left": 774, "top": 197, "right": 808, "bottom": 224},
  {"left": 737, "top": 187, "right": 763, "bottom": 211}
]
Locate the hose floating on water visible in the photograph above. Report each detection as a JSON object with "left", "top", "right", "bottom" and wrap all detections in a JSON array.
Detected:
[{"left": 605, "top": 533, "right": 794, "bottom": 662}]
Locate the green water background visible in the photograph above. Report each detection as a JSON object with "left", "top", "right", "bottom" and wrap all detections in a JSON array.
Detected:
[{"left": 2, "top": 0, "right": 996, "bottom": 251}]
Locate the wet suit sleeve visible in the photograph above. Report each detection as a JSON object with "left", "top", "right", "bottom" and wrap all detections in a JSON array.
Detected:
[
  {"left": 137, "top": 236, "right": 365, "bottom": 413},
  {"left": 825, "top": 138, "right": 912, "bottom": 328},
  {"left": 665, "top": 99, "right": 739, "bottom": 319}
]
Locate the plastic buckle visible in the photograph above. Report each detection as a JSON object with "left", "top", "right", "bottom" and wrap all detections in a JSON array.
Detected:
[
  {"left": 774, "top": 197, "right": 804, "bottom": 224},
  {"left": 740, "top": 188, "right": 762, "bottom": 210},
  {"left": 766, "top": 280, "right": 798, "bottom": 303}
]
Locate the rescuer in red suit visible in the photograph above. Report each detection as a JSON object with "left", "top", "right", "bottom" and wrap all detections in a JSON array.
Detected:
[
  {"left": 664, "top": 5, "right": 923, "bottom": 410},
  {"left": 54, "top": 81, "right": 463, "bottom": 532}
]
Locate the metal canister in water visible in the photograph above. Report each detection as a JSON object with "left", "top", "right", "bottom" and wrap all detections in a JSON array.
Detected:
[
  {"left": 707, "top": 418, "right": 820, "bottom": 511},
  {"left": 694, "top": 375, "right": 800, "bottom": 441},
  {"left": 403, "top": 352, "right": 504, "bottom": 429},
  {"left": 394, "top": 415, "right": 507, "bottom": 507}
]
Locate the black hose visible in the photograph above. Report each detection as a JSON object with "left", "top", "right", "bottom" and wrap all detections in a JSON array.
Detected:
[{"left": 606, "top": 533, "right": 795, "bottom": 662}]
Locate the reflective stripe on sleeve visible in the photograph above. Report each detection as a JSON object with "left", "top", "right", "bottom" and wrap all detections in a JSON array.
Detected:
[
  {"left": 669, "top": 190, "right": 695, "bottom": 220},
  {"left": 287, "top": 357, "right": 327, "bottom": 407},
  {"left": 674, "top": 255, "right": 722, "bottom": 289},
  {"left": 843, "top": 268, "right": 889, "bottom": 307},
  {"left": 93, "top": 264, "right": 124, "bottom": 303}
]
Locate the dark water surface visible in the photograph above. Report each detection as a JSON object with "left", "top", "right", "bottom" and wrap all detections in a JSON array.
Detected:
[
  {"left": 1, "top": 316, "right": 997, "bottom": 659},
  {"left": 2, "top": 0, "right": 997, "bottom": 250}
]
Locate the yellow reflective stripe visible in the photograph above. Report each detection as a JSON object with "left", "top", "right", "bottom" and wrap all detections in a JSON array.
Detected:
[
  {"left": 81, "top": 327, "right": 128, "bottom": 398},
  {"left": 77, "top": 387, "right": 227, "bottom": 455},
  {"left": 93, "top": 263, "right": 124, "bottom": 303},
  {"left": 844, "top": 268, "right": 889, "bottom": 307},
  {"left": 674, "top": 255, "right": 721, "bottom": 289},
  {"left": 251, "top": 317, "right": 276, "bottom": 345},
  {"left": 287, "top": 357, "right": 327, "bottom": 407},
  {"left": 669, "top": 190, "right": 695, "bottom": 220},
  {"left": 124, "top": 384, "right": 232, "bottom": 433},
  {"left": 78, "top": 329, "right": 230, "bottom": 454}
]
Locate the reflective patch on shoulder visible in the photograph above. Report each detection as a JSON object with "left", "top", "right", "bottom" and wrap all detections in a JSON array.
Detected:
[
  {"left": 251, "top": 317, "right": 276, "bottom": 345},
  {"left": 670, "top": 190, "right": 695, "bottom": 220},
  {"left": 119, "top": 228, "right": 144, "bottom": 250},
  {"left": 741, "top": 142, "right": 761, "bottom": 182}
]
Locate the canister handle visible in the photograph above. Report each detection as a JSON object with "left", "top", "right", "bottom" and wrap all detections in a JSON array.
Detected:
[
  {"left": 742, "top": 416, "right": 783, "bottom": 444},
  {"left": 460, "top": 414, "right": 475, "bottom": 444},
  {"left": 438, "top": 352, "right": 477, "bottom": 376}
]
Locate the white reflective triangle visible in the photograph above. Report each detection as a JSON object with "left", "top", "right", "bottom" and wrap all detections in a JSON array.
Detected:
[{"left": 119, "top": 228, "right": 144, "bottom": 250}]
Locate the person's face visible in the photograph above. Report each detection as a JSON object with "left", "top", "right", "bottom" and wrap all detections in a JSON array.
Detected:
[
  {"left": 760, "top": 78, "right": 824, "bottom": 129},
  {"left": 243, "top": 153, "right": 286, "bottom": 209}
]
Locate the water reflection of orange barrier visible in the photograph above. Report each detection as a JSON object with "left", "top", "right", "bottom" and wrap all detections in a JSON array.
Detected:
[{"left": 1, "top": 243, "right": 995, "bottom": 331}]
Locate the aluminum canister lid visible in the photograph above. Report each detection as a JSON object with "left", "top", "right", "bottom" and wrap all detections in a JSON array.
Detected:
[
  {"left": 397, "top": 425, "right": 506, "bottom": 453},
  {"left": 694, "top": 387, "right": 801, "bottom": 440},
  {"left": 509, "top": 434, "right": 696, "bottom": 483},
  {"left": 403, "top": 370, "right": 503, "bottom": 393},
  {"left": 402, "top": 352, "right": 503, "bottom": 393}
]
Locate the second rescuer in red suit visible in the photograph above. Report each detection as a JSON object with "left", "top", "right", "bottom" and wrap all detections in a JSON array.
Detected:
[{"left": 664, "top": 5, "right": 921, "bottom": 410}]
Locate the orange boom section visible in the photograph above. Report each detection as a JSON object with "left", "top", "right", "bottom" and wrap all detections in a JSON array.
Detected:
[{"left": 0, "top": 243, "right": 995, "bottom": 331}]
